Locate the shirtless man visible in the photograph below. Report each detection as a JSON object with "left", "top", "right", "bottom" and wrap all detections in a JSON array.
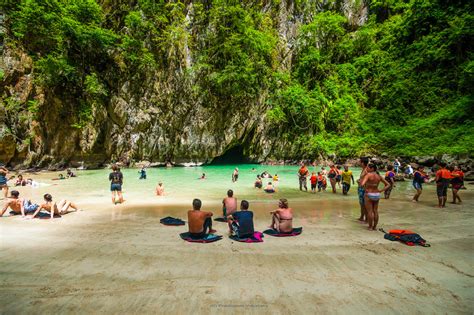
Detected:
[
  {"left": 188, "top": 199, "right": 216, "bottom": 237},
  {"left": 357, "top": 157, "right": 369, "bottom": 222},
  {"left": 156, "top": 182, "right": 164, "bottom": 196},
  {"left": 1, "top": 190, "right": 28, "bottom": 217},
  {"left": 232, "top": 168, "right": 239, "bottom": 182},
  {"left": 360, "top": 163, "right": 390, "bottom": 230},
  {"left": 270, "top": 198, "right": 293, "bottom": 233},
  {"left": 222, "top": 189, "right": 237, "bottom": 217}
]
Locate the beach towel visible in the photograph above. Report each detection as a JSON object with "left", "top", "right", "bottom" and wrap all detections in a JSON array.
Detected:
[
  {"left": 379, "top": 228, "right": 430, "bottom": 247},
  {"left": 37, "top": 212, "right": 62, "bottom": 219},
  {"left": 214, "top": 217, "right": 227, "bottom": 222},
  {"left": 263, "top": 227, "right": 303, "bottom": 237},
  {"left": 229, "top": 231, "right": 264, "bottom": 243},
  {"left": 179, "top": 232, "right": 222, "bottom": 243},
  {"left": 160, "top": 216, "right": 185, "bottom": 226}
]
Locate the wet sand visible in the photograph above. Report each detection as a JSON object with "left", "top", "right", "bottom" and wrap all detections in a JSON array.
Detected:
[{"left": 1, "top": 176, "right": 473, "bottom": 314}]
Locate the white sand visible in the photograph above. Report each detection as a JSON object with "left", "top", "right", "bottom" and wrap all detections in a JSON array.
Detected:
[{"left": 0, "top": 176, "right": 473, "bottom": 314}]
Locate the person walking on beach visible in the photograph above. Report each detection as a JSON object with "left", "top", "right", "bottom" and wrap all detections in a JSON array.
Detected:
[
  {"left": 358, "top": 157, "right": 369, "bottom": 222},
  {"left": 232, "top": 168, "right": 239, "bottom": 182},
  {"left": 0, "top": 166, "right": 9, "bottom": 198},
  {"left": 222, "top": 189, "right": 237, "bottom": 218},
  {"left": 435, "top": 162, "right": 451, "bottom": 208},
  {"left": 298, "top": 163, "right": 309, "bottom": 191},
  {"left": 384, "top": 165, "right": 396, "bottom": 199},
  {"left": 450, "top": 165, "right": 464, "bottom": 204},
  {"left": 360, "top": 163, "right": 390, "bottom": 231},
  {"left": 188, "top": 199, "right": 216, "bottom": 237},
  {"left": 412, "top": 166, "right": 429, "bottom": 202},
  {"left": 269, "top": 199, "right": 293, "bottom": 233},
  {"left": 109, "top": 164, "right": 124, "bottom": 204},
  {"left": 341, "top": 165, "right": 355, "bottom": 195}
]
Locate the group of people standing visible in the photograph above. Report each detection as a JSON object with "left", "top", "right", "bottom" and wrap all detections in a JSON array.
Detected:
[{"left": 298, "top": 164, "right": 356, "bottom": 195}]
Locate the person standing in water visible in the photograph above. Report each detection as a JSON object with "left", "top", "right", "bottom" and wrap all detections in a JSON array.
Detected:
[
  {"left": 156, "top": 182, "right": 164, "bottom": 196},
  {"left": 341, "top": 165, "right": 355, "bottom": 195},
  {"left": 384, "top": 165, "right": 396, "bottom": 199},
  {"left": 358, "top": 157, "right": 369, "bottom": 222},
  {"left": 139, "top": 166, "right": 147, "bottom": 180},
  {"left": 360, "top": 163, "right": 390, "bottom": 231},
  {"left": 335, "top": 165, "right": 342, "bottom": 189},
  {"left": 232, "top": 168, "right": 239, "bottom": 182},
  {"left": 435, "top": 162, "right": 451, "bottom": 208},
  {"left": 412, "top": 166, "right": 429, "bottom": 202},
  {"left": 450, "top": 165, "right": 464, "bottom": 204},
  {"left": 222, "top": 189, "right": 237, "bottom": 218},
  {"left": 298, "top": 163, "right": 309, "bottom": 191},
  {"left": 394, "top": 159, "right": 401, "bottom": 174},
  {"left": 109, "top": 164, "right": 124, "bottom": 204},
  {"left": 328, "top": 165, "right": 338, "bottom": 193},
  {"left": 310, "top": 172, "right": 317, "bottom": 193}
]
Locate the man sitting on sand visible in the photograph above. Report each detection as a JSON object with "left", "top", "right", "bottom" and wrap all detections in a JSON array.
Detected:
[
  {"left": 222, "top": 189, "right": 237, "bottom": 217},
  {"left": 269, "top": 199, "right": 293, "bottom": 233},
  {"left": 30, "top": 194, "right": 79, "bottom": 219},
  {"left": 0, "top": 190, "right": 38, "bottom": 217},
  {"left": 188, "top": 199, "right": 216, "bottom": 237},
  {"left": 228, "top": 200, "right": 254, "bottom": 238}
]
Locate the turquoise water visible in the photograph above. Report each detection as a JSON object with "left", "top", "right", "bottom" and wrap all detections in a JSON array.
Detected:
[{"left": 17, "top": 164, "right": 421, "bottom": 210}]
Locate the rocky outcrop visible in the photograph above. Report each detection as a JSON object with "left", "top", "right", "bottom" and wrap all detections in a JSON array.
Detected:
[{"left": 0, "top": 1, "right": 373, "bottom": 168}]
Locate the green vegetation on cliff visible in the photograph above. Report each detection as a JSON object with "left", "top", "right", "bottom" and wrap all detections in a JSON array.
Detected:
[{"left": 1, "top": 0, "right": 473, "bottom": 163}]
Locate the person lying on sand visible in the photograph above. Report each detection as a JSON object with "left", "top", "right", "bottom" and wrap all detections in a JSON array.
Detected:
[
  {"left": 270, "top": 199, "right": 293, "bottom": 233},
  {"left": 360, "top": 163, "right": 390, "bottom": 231},
  {"left": 228, "top": 200, "right": 254, "bottom": 237},
  {"left": 0, "top": 190, "right": 39, "bottom": 217},
  {"left": 30, "top": 194, "right": 79, "bottom": 219},
  {"left": 188, "top": 199, "right": 216, "bottom": 237},
  {"left": 222, "top": 189, "right": 237, "bottom": 218}
]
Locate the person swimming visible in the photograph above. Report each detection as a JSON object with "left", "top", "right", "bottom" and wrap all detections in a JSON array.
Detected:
[
  {"left": 269, "top": 199, "right": 293, "bottom": 233},
  {"left": 254, "top": 175, "right": 262, "bottom": 189},
  {"left": 360, "top": 163, "right": 390, "bottom": 230},
  {"left": 264, "top": 182, "right": 275, "bottom": 193},
  {"left": 156, "top": 182, "right": 164, "bottom": 196},
  {"left": 200, "top": 173, "right": 206, "bottom": 180}
]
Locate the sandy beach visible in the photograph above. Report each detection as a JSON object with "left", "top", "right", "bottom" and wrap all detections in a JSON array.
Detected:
[{"left": 0, "top": 170, "right": 473, "bottom": 314}]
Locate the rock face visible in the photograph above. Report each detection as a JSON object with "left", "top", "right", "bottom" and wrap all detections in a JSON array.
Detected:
[{"left": 1, "top": 1, "right": 372, "bottom": 168}]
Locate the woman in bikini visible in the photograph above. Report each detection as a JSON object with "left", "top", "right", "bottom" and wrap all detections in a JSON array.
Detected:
[
  {"left": 30, "top": 194, "right": 79, "bottom": 219},
  {"left": 269, "top": 199, "right": 293, "bottom": 233},
  {"left": 360, "top": 163, "right": 390, "bottom": 230}
]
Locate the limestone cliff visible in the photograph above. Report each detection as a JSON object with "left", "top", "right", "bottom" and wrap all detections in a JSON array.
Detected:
[{"left": 0, "top": 0, "right": 369, "bottom": 168}]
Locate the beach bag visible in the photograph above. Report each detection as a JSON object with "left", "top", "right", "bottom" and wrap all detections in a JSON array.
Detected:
[{"left": 380, "top": 229, "right": 430, "bottom": 247}]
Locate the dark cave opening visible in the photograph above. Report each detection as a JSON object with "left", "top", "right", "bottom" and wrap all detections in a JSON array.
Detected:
[{"left": 210, "top": 145, "right": 253, "bottom": 165}]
